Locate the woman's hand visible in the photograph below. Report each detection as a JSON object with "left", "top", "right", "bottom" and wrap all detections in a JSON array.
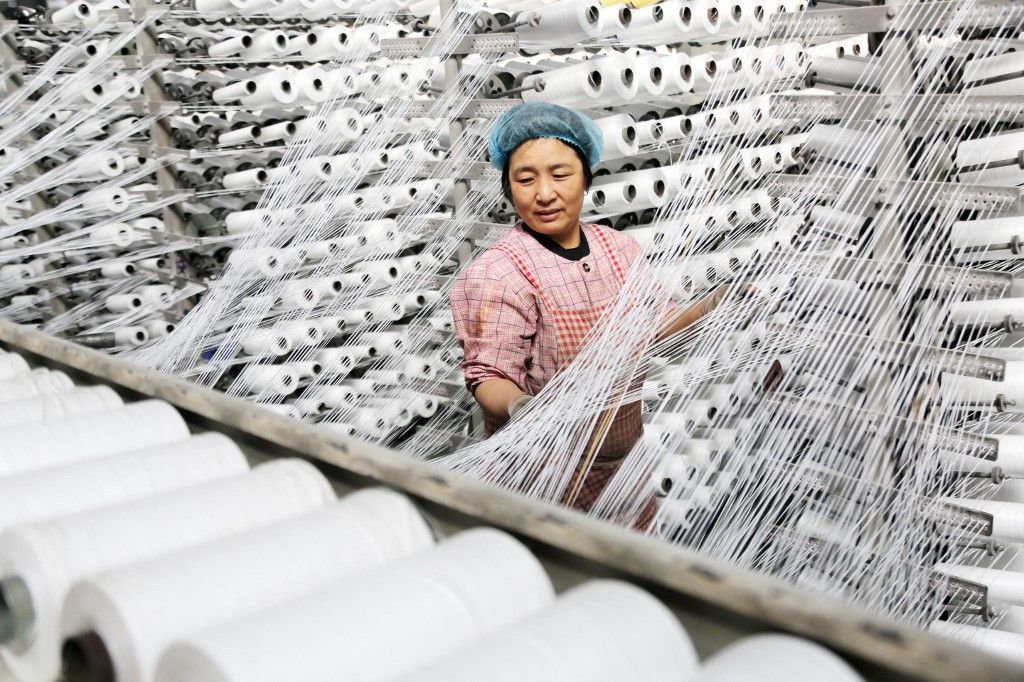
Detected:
[{"left": 474, "top": 378, "right": 530, "bottom": 421}]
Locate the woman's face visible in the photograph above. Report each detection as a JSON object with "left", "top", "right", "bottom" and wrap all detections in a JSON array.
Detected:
[{"left": 507, "top": 138, "right": 586, "bottom": 240}]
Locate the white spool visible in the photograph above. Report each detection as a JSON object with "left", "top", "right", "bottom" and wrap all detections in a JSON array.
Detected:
[
  {"left": 225, "top": 248, "right": 281, "bottom": 278},
  {"left": 61, "top": 489, "right": 433, "bottom": 682},
  {"left": 949, "top": 298, "right": 1024, "bottom": 327},
  {"left": 302, "top": 26, "right": 348, "bottom": 59},
  {"left": 145, "top": 320, "right": 175, "bottom": 339},
  {"left": 517, "top": 1, "right": 604, "bottom": 44},
  {"left": 212, "top": 80, "right": 255, "bottom": 104},
  {"left": 217, "top": 125, "right": 260, "bottom": 146},
  {"left": 354, "top": 259, "right": 403, "bottom": 286},
  {"left": 0, "top": 353, "right": 28, "bottom": 381},
  {"left": 363, "top": 330, "right": 408, "bottom": 355},
  {"left": 280, "top": 322, "right": 324, "bottom": 348},
  {"left": 929, "top": 621, "right": 1024, "bottom": 663},
  {"left": 70, "top": 152, "right": 124, "bottom": 181},
  {"left": 956, "top": 129, "right": 1024, "bottom": 173},
  {"left": 104, "top": 294, "right": 141, "bottom": 313},
  {"left": 0, "top": 460, "right": 334, "bottom": 682},
  {"left": 99, "top": 262, "right": 136, "bottom": 279},
  {"left": 588, "top": 180, "right": 637, "bottom": 214},
  {"left": 194, "top": 0, "right": 250, "bottom": 10},
  {"left": 221, "top": 167, "right": 267, "bottom": 190},
  {"left": 238, "top": 329, "right": 291, "bottom": 357},
  {"left": 521, "top": 65, "right": 604, "bottom": 108},
  {"left": 319, "top": 343, "right": 370, "bottom": 370},
  {"left": 0, "top": 386, "right": 122, "bottom": 430},
  {"left": 0, "top": 433, "right": 248, "bottom": 535},
  {"left": 153, "top": 528, "right": 553, "bottom": 682},
  {"left": 593, "top": 114, "right": 639, "bottom": 160},
  {"left": 0, "top": 370, "right": 74, "bottom": 403},
  {"left": 620, "top": 4, "right": 666, "bottom": 45},
  {"left": 293, "top": 67, "right": 329, "bottom": 104},
  {"left": 208, "top": 33, "right": 252, "bottom": 58},
  {"left": 235, "top": 365, "right": 299, "bottom": 396},
  {"left": 89, "top": 222, "right": 134, "bottom": 248},
  {"left": 240, "top": 72, "right": 297, "bottom": 107},
  {"left": 317, "top": 384, "right": 359, "bottom": 410},
  {"left": 240, "top": 30, "right": 289, "bottom": 59},
  {"left": 398, "top": 580, "right": 698, "bottom": 682},
  {"left": 51, "top": 1, "right": 92, "bottom": 24},
  {"left": 689, "top": 634, "right": 863, "bottom": 681},
  {"left": 0, "top": 264, "right": 31, "bottom": 281},
  {"left": 81, "top": 189, "right": 129, "bottom": 214},
  {"left": 644, "top": 0, "right": 721, "bottom": 43},
  {"left": 0, "top": 400, "right": 188, "bottom": 479}
]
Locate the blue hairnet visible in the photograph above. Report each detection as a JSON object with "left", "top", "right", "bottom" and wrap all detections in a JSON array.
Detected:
[{"left": 487, "top": 102, "right": 603, "bottom": 171}]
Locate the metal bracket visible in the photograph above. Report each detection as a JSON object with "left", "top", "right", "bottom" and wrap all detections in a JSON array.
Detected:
[
  {"left": 930, "top": 501, "right": 995, "bottom": 537},
  {"left": 380, "top": 33, "right": 519, "bottom": 59},
  {"left": 770, "top": 5, "right": 891, "bottom": 38},
  {"left": 921, "top": 349, "right": 1006, "bottom": 382},
  {"left": 767, "top": 174, "right": 1021, "bottom": 212},
  {"left": 396, "top": 98, "right": 522, "bottom": 119},
  {"left": 931, "top": 571, "right": 993, "bottom": 620},
  {"left": 770, "top": 2, "right": 1024, "bottom": 39},
  {"left": 769, "top": 94, "right": 1024, "bottom": 124}
]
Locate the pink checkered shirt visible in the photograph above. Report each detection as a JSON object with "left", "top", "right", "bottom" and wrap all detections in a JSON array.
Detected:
[{"left": 450, "top": 221, "right": 645, "bottom": 402}]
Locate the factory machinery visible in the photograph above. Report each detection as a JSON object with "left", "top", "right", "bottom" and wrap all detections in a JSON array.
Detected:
[
  {"left": 0, "top": 320, "right": 1017, "bottom": 682},
  {"left": 4, "top": 0, "right": 1024, "bottom": 679}
]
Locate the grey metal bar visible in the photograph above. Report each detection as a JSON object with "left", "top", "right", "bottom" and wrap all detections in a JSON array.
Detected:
[{"left": 0, "top": 318, "right": 1021, "bottom": 682}]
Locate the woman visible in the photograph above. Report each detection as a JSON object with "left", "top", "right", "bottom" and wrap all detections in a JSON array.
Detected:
[{"left": 450, "top": 103, "right": 722, "bottom": 524}]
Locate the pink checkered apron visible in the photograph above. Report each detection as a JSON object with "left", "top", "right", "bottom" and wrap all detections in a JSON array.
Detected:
[{"left": 494, "top": 226, "right": 655, "bottom": 530}]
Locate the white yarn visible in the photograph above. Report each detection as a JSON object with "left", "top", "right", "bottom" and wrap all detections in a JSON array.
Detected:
[
  {"left": 61, "top": 489, "right": 434, "bottom": 682},
  {"left": 0, "top": 385, "right": 122, "bottom": 429},
  {"left": 153, "top": 529, "right": 554, "bottom": 682},
  {"left": 395, "top": 580, "right": 698, "bottom": 682},
  {"left": 0, "top": 433, "right": 248, "bottom": 534},
  {"left": 0, "top": 400, "right": 189, "bottom": 479},
  {"left": 0, "top": 459, "right": 334, "bottom": 682}
]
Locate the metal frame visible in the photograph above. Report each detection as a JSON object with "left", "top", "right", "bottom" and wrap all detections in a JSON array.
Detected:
[{"left": 1, "top": 317, "right": 1021, "bottom": 682}]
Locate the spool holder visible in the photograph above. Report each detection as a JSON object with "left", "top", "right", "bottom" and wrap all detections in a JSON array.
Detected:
[
  {"left": 929, "top": 501, "right": 995, "bottom": 538},
  {"left": 380, "top": 33, "right": 519, "bottom": 59},
  {"left": 929, "top": 572, "right": 994, "bottom": 621},
  {"left": 767, "top": 175, "right": 1022, "bottom": 213},
  {"left": 770, "top": 1, "right": 1024, "bottom": 40},
  {"left": 769, "top": 94, "right": 1024, "bottom": 125}
]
